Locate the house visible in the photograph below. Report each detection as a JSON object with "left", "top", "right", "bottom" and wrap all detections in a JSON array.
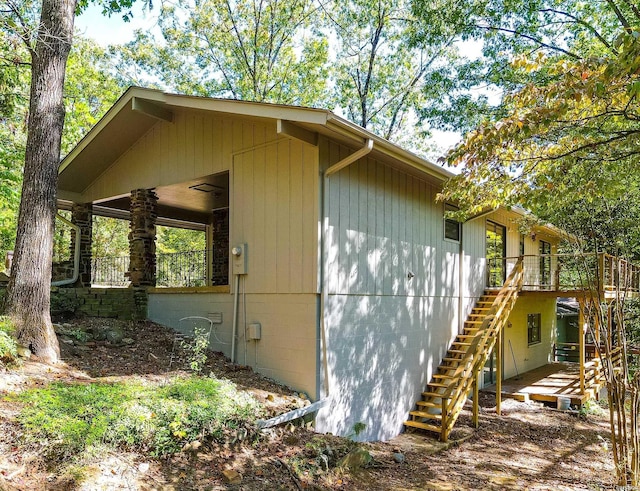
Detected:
[{"left": 55, "top": 87, "right": 634, "bottom": 442}]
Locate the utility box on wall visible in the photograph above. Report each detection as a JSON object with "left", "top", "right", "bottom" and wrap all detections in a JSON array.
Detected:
[
  {"left": 231, "top": 243, "right": 248, "bottom": 275},
  {"left": 248, "top": 322, "right": 261, "bottom": 340}
]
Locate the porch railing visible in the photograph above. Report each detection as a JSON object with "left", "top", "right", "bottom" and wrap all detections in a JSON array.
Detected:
[
  {"left": 92, "top": 256, "right": 130, "bottom": 287},
  {"left": 493, "top": 253, "right": 640, "bottom": 293},
  {"left": 91, "top": 250, "right": 211, "bottom": 288},
  {"left": 156, "top": 249, "right": 209, "bottom": 288}
]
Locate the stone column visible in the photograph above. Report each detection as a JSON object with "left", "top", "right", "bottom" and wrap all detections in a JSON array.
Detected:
[
  {"left": 70, "top": 203, "right": 93, "bottom": 287},
  {"left": 211, "top": 208, "right": 229, "bottom": 285},
  {"left": 128, "top": 189, "right": 158, "bottom": 287}
]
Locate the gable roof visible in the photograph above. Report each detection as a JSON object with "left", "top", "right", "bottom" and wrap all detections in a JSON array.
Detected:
[{"left": 58, "top": 86, "right": 453, "bottom": 194}]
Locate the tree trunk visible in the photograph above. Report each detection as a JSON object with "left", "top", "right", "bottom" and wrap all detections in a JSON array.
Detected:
[{"left": 5, "top": 0, "right": 77, "bottom": 363}]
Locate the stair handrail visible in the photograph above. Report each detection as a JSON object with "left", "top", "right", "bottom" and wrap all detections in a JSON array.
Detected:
[
  {"left": 442, "top": 257, "right": 524, "bottom": 395},
  {"left": 439, "top": 257, "right": 524, "bottom": 438}
]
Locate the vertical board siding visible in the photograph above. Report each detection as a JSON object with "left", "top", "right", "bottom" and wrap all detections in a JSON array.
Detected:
[
  {"left": 233, "top": 138, "right": 319, "bottom": 295},
  {"left": 325, "top": 153, "right": 452, "bottom": 299},
  {"left": 83, "top": 112, "right": 265, "bottom": 202},
  {"left": 319, "top": 137, "right": 474, "bottom": 440},
  {"left": 148, "top": 292, "right": 317, "bottom": 397}
]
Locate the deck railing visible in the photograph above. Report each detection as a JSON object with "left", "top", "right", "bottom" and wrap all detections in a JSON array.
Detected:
[
  {"left": 554, "top": 342, "right": 599, "bottom": 363},
  {"left": 493, "top": 253, "right": 640, "bottom": 293}
]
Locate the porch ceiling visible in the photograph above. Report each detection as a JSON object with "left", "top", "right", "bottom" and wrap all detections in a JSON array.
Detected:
[{"left": 96, "top": 173, "right": 229, "bottom": 224}]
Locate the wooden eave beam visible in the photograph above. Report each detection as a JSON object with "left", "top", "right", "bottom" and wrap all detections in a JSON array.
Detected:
[
  {"left": 132, "top": 97, "right": 174, "bottom": 122},
  {"left": 277, "top": 119, "right": 318, "bottom": 146}
]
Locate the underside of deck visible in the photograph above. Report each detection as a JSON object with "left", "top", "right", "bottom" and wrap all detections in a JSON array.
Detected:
[{"left": 483, "top": 362, "right": 600, "bottom": 406}]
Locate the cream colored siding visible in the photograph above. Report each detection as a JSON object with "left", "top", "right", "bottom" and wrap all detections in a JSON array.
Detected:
[
  {"left": 232, "top": 138, "right": 318, "bottom": 294},
  {"left": 324, "top": 143, "right": 457, "bottom": 299},
  {"left": 81, "top": 109, "right": 319, "bottom": 293},
  {"left": 147, "top": 292, "right": 317, "bottom": 396},
  {"left": 460, "top": 217, "right": 487, "bottom": 318},
  {"left": 82, "top": 112, "right": 279, "bottom": 202}
]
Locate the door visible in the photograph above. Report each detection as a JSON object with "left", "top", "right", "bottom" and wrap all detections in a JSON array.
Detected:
[{"left": 486, "top": 221, "right": 507, "bottom": 287}]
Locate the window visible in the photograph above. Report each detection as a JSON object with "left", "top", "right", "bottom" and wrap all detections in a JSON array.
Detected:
[
  {"left": 539, "top": 240, "right": 551, "bottom": 287},
  {"left": 519, "top": 234, "right": 525, "bottom": 256},
  {"left": 444, "top": 204, "right": 461, "bottom": 242},
  {"left": 528, "top": 313, "right": 541, "bottom": 345},
  {"left": 486, "top": 221, "right": 506, "bottom": 287}
]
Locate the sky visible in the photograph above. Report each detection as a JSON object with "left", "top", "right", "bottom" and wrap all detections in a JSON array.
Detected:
[
  {"left": 74, "top": 4, "right": 464, "bottom": 158},
  {"left": 75, "top": 3, "right": 156, "bottom": 47}
]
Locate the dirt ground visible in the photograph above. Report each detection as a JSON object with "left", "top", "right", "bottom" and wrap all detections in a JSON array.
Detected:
[{"left": 0, "top": 317, "right": 617, "bottom": 490}]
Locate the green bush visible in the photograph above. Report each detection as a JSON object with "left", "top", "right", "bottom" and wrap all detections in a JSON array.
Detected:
[
  {"left": 0, "top": 316, "right": 18, "bottom": 362},
  {"left": 17, "top": 375, "right": 260, "bottom": 459},
  {"left": 0, "top": 288, "right": 6, "bottom": 314},
  {"left": 50, "top": 290, "right": 79, "bottom": 316}
]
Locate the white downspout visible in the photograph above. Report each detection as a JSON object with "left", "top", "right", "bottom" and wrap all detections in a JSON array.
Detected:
[
  {"left": 52, "top": 214, "right": 81, "bottom": 287},
  {"left": 319, "top": 138, "right": 374, "bottom": 398},
  {"left": 325, "top": 139, "right": 374, "bottom": 177}
]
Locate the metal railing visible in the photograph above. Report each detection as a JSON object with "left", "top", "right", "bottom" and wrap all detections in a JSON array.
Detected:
[
  {"left": 156, "top": 249, "right": 209, "bottom": 288},
  {"left": 491, "top": 253, "right": 640, "bottom": 293},
  {"left": 91, "top": 250, "right": 211, "bottom": 287},
  {"left": 92, "top": 256, "right": 130, "bottom": 287}
]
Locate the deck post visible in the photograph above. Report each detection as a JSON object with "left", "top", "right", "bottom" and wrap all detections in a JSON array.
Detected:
[
  {"left": 440, "top": 396, "right": 449, "bottom": 443},
  {"left": 473, "top": 373, "right": 479, "bottom": 428},
  {"left": 496, "top": 328, "right": 503, "bottom": 415},
  {"left": 579, "top": 299, "right": 586, "bottom": 393}
]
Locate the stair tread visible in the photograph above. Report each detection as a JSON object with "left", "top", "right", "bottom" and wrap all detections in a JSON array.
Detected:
[
  {"left": 433, "top": 373, "right": 455, "bottom": 379},
  {"left": 422, "top": 391, "right": 446, "bottom": 398},
  {"left": 427, "top": 382, "right": 450, "bottom": 388},
  {"left": 405, "top": 420, "right": 442, "bottom": 432},
  {"left": 416, "top": 400, "right": 440, "bottom": 408},
  {"left": 410, "top": 410, "right": 442, "bottom": 420},
  {"left": 406, "top": 280, "right": 521, "bottom": 439}
]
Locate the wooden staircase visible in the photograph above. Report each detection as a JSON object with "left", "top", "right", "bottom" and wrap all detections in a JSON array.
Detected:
[{"left": 404, "top": 258, "right": 524, "bottom": 441}]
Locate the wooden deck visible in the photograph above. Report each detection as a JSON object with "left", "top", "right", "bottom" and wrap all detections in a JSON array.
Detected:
[{"left": 483, "top": 362, "right": 599, "bottom": 406}]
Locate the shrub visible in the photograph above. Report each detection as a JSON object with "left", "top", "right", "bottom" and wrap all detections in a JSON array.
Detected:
[
  {"left": 16, "top": 375, "right": 260, "bottom": 459},
  {"left": 0, "top": 316, "right": 18, "bottom": 363},
  {"left": 50, "top": 290, "right": 79, "bottom": 317}
]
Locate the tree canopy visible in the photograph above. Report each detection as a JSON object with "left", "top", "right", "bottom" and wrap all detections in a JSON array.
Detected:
[
  {"left": 411, "top": 0, "right": 640, "bottom": 133},
  {"left": 115, "top": 0, "right": 330, "bottom": 106}
]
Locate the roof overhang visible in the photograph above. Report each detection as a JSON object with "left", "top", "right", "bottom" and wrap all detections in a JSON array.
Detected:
[{"left": 58, "top": 87, "right": 453, "bottom": 197}]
